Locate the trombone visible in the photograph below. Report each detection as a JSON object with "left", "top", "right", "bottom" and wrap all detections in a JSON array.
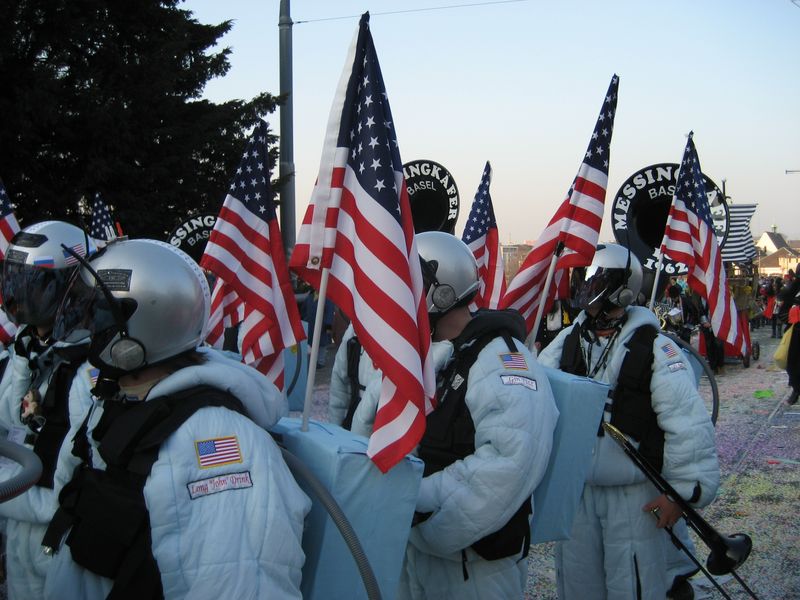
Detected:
[{"left": 602, "top": 422, "right": 760, "bottom": 600}]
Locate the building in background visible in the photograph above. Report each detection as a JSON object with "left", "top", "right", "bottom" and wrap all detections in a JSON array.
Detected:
[
  {"left": 759, "top": 246, "right": 800, "bottom": 277},
  {"left": 502, "top": 243, "right": 532, "bottom": 282},
  {"left": 756, "top": 229, "right": 794, "bottom": 255},
  {"left": 753, "top": 229, "right": 800, "bottom": 277}
]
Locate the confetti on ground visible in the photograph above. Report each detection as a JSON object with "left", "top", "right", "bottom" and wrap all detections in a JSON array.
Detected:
[
  {"left": 766, "top": 456, "right": 800, "bottom": 465},
  {"left": 753, "top": 389, "right": 775, "bottom": 398}
]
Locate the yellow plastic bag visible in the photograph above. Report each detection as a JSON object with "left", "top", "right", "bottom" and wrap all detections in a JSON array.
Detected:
[{"left": 773, "top": 324, "right": 794, "bottom": 370}]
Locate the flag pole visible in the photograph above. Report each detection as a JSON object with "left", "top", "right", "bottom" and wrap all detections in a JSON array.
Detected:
[
  {"left": 527, "top": 241, "right": 564, "bottom": 354},
  {"left": 648, "top": 252, "right": 665, "bottom": 310},
  {"left": 301, "top": 267, "right": 330, "bottom": 431}
]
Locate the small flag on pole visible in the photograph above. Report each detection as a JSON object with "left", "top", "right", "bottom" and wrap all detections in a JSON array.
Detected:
[
  {"left": 659, "top": 133, "right": 745, "bottom": 356},
  {"left": 89, "top": 192, "right": 118, "bottom": 243},
  {"left": 0, "top": 179, "right": 21, "bottom": 345},
  {"left": 462, "top": 161, "right": 507, "bottom": 310},
  {"left": 290, "top": 13, "right": 435, "bottom": 473},
  {"left": 501, "top": 75, "right": 619, "bottom": 333},
  {"left": 201, "top": 120, "right": 306, "bottom": 389}
]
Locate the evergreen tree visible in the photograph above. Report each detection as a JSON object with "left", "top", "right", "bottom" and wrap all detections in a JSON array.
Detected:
[{"left": 0, "top": 0, "right": 278, "bottom": 238}]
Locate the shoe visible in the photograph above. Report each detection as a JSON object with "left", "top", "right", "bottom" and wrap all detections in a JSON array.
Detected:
[
  {"left": 788, "top": 391, "right": 799, "bottom": 405},
  {"left": 667, "top": 578, "right": 694, "bottom": 600}
]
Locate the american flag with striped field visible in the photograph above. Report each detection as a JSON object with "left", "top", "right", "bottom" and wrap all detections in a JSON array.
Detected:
[
  {"left": 658, "top": 133, "right": 745, "bottom": 356},
  {"left": 89, "top": 192, "right": 119, "bottom": 243},
  {"left": 500, "top": 352, "right": 528, "bottom": 370},
  {"left": 462, "top": 161, "right": 507, "bottom": 310},
  {"left": 196, "top": 436, "right": 242, "bottom": 468},
  {"left": 289, "top": 13, "right": 435, "bottom": 473},
  {"left": 501, "top": 75, "right": 619, "bottom": 334},
  {"left": 201, "top": 121, "right": 306, "bottom": 390}
]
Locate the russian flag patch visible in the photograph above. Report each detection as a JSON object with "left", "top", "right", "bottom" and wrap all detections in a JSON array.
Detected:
[{"left": 33, "top": 256, "right": 55, "bottom": 268}]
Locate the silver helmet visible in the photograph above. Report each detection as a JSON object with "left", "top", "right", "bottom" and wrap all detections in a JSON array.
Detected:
[
  {"left": 577, "top": 243, "right": 643, "bottom": 311},
  {"left": 416, "top": 231, "right": 479, "bottom": 314},
  {"left": 1, "top": 221, "right": 95, "bottom": 327},
  {"left": 53, "top": 238, "right": 210, "bottom": 376}
]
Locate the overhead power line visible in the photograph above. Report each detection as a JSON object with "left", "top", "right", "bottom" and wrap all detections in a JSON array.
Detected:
[{"left": 295, "top": 0, "right": 529, "bottom": 24}]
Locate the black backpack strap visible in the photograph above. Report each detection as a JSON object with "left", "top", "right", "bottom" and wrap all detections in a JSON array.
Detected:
[
  {"left": 44, "top": 385, "right": 245, "bottom": 600},
  {"left": 98, "top": 385, "right": 245, "bottom": 476},
  {"left": 559, "top": 325, "right": 588, "bottom": 376},
  {"left": 499, "top": 330, "right": 517, "bottom": 354},
  {"left": 31, "top": 358, "right": 83, "bottom": 488},
  {"left": 609, "top": 325, "right": 665, "bottom": 472},
  {"left": 418, "top": 327, "right": 511, "bottom": 477},
  {"left": 418, "top": 318, "right": 532, "bottom": 564},
  {"left": 470, "top": 498, "right": 532, "bottom": 562},
  {"left": 341, "top": 335, "right": 364, "bottom": 431}
]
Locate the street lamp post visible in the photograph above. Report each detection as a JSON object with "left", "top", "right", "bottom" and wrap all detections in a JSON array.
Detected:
[
  {"left": 721, "top": 178, "right": 731, "bottom": 205},
  {"left": 279, "top": 0, "right": 296, "bottom": 255}
]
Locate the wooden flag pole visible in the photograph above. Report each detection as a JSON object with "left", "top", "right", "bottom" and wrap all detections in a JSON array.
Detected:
[
  {"left": 301, "top": 267, "right": 330, "bottom": 431},
  {"left": 527, "top": 241, "right": 565, "bottom": 354}
]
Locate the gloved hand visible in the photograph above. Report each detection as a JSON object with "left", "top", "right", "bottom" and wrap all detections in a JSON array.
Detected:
[{"left": 430, "top": 340, "right": 454, "bottom": 372}]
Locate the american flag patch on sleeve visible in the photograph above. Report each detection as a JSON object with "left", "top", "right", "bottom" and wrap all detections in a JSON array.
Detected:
[
  {"left": 499, "top": 352, "right": 528, "bottom": 370},
  {"left": 195, "top": 436, "right": 242, "bottom": 468},
  {"left": 661, "top": 344, "right": 678, "bottom": 359}
]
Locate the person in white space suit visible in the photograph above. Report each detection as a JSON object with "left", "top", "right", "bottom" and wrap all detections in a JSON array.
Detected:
[
  {"left": 356, "top": 231, "right": 559, "bottom": 600},
  {"left": 327, "top": 321, "right": 381, "bottom": 430},
  {"left": 0, "top": 221, "right": 97, "bottom": 600},
  {"left": 537, "top": 244, "right": 719, "bottom": 600},
  {"left": 41, "top": 238, "right": 310, "bottom": 600}
]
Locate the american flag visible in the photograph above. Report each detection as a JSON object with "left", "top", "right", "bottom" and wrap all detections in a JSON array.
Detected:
[
  {"left": 501, "top": 75, "right": 619, "bottom": 333},
  {"left": 89, "top": 192, "right": 117, "bottom": 242},
  {"left": 205, "top": 278, "right": 243, "bottom": 349},
  {"left": 61, "top": 244, "right": 86, "bottom": 267},
  {"left": 462, "top": 161, "right": 506, "bottom": 310},
  {"left": 195, "top": 436, "right": 242, "bottom": 468},
  {"left": 0, "top": 179, "right": 20, "bottom": 345},
  {"left": 289, "top": 13, "right": 435, "bottom": 473},
  {"left": 500, "top": 352, "right": 528, "bottom": 370},
  {"left": 201, "top": 120, "right": 306, "bottom": 389},
  {"left": 659, "top": 133, "right": 745, "bottom": 356}
]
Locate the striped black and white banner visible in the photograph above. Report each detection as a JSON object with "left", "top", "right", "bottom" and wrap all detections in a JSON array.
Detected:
[{"left": 721, "top": 203, "right": 757, "bottom": 263}]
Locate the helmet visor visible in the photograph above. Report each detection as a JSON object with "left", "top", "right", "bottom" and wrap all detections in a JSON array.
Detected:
[
  {"left": 576, "top": 266, "right": 625, "bottom": 311},
  {"left": 53, "top": 272, "right": 120, "bottom": 344},
  {"left": 1, "top": 261, "right": 75, "bottom": 326}
]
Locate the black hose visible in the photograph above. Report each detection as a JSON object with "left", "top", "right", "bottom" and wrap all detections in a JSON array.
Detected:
[
  {"left": 663, "top": 331, "right": 720, "bottom": 425},
  {"left": 0, "top": 439, "right": 43, "bottom": 502},
  {"left": 284, "top": 341, "right": 304, "bottom": 398},
  {"left": 280, "top": 447, "right": 383, "bottom": 600}
]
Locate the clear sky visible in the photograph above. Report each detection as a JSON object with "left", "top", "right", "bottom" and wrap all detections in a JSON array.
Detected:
[{"left": 186, "top": 0, "right": 800, "bottom": 245}]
